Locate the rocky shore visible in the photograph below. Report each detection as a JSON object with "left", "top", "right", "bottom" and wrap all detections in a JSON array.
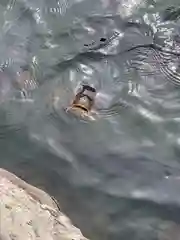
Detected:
[{"left": 0, "top": 168, "right": 88, "bottom": 240}]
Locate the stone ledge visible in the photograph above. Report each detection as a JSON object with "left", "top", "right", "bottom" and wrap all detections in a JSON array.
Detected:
[{"left": 0, "top": 168, "right": 89, "bottom": 240}]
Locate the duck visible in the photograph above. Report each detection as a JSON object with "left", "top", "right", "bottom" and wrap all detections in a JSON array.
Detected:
[{"left": 66, "top": 84, "right": 97, "bottom": 120}]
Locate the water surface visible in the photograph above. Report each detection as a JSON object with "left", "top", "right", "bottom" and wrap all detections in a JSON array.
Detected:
[{"left": 1, "top": 0, "right": 180, "bottom": 239}]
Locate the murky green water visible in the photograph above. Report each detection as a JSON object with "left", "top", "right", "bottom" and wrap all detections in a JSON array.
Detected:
[{"left": 1, "top": 0, "right": 180, "bottom": 239}]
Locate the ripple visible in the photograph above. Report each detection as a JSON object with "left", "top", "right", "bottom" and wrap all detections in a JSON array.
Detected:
[
  {"left": 137, "top": 105, "right": 163, "bottom": 123},
  {"left": 2, "top": 1, "right": 180, "bottom": 240}
]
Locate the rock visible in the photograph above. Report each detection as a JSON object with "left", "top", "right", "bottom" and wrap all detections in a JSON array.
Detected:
[{"left": 0, "top": 168, "right": 89, "bottom": 240}]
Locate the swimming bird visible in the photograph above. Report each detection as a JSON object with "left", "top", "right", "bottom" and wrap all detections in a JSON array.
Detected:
[{"left": 66, "top": 84, "right": 97, "bottom": 120}]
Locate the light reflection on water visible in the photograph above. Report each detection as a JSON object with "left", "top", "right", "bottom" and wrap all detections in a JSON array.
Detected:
[{"left": 1, "top": 0, "right": 180, "bottom": 239}]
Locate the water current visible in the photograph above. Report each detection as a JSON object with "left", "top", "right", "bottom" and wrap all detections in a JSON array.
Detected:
[{"left": 1, "top": 0, "right": 180, "bottom": 239}]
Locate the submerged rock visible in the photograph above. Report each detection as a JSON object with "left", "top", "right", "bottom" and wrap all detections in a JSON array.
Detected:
[{"left": 0, "top": 168, "right": 88, "bottom": 240}]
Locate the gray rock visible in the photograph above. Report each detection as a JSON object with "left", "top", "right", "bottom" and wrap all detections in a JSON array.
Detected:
[{"left": 0, "top": 168, "right": 89, "bottom": 240}]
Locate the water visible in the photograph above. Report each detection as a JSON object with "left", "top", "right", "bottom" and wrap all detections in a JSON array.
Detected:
[{"left": 1, "top": 0, "right": 180, "bottom": 239}]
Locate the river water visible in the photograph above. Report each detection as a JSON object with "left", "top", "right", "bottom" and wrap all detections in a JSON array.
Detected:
[{"left": 1, "top": 0, "right": 180, "bottom": 239}]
